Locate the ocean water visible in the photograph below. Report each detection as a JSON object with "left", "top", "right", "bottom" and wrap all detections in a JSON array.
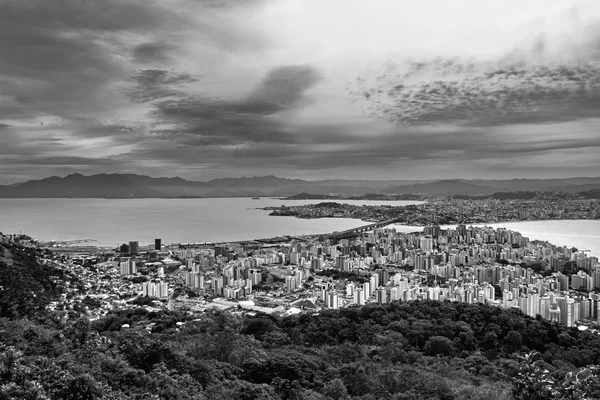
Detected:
[{"left": 0, "top": 198, "right": 422, "bottom": 247}]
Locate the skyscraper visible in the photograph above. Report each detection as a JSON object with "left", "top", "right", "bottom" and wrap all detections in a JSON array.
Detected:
[
  {"left": 155, "top": 238, "right": 161, "bottom": 251},
  {"left": 129, "top": 241, "right": 139, "bottom": 255}
]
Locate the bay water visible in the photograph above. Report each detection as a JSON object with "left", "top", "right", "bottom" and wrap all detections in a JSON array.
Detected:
[{"left": 1, "top": 198, "right": 597, "bottom": 257}]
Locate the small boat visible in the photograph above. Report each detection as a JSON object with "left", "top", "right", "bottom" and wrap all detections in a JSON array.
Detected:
[{"left": 252, "top": 197, "right": 260, "bottom": 200}]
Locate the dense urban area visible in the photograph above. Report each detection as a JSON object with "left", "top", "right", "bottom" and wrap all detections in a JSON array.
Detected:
[
  {"left": 8, "top": 224, "right": 599, "bottom": 328},
  {"left": 264, "top": 195, "right": 600, "bottom": 225},
  {"left": 1, "top": 200, "right": 600, "bottom": 399}
]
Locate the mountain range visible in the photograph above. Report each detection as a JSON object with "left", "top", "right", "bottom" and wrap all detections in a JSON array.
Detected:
[{"left": 1, "top": 173, "right": 600, "bottom": 198}]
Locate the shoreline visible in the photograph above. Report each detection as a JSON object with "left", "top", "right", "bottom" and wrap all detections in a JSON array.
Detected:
[
  {"left": 31, "top": 218, "right": 600, "bottom": 255},
  {"left": 265, "top": 213, "right": 599, "bottom": 226}
]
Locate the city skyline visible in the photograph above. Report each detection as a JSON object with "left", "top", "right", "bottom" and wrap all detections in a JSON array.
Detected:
[{"left": 1, "top": 0, "right": 600, "bottom": 184}]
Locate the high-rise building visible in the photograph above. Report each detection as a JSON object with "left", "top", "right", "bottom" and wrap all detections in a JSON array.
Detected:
[
  {"left": 185, "top": 272, "right": 204, "bottom": 288},
  {"left": 285, "top": 275, "right": 298, "bottom": 292},
  {"left": 129, "top": 241, "right": 139, "bottom": 255},
  {"left": 120, "top": 259, "right": 137, "bottom": 276},
  {"left": 155, "top": 238, "right": 161, "bottom": 251},
  {"left": 156, "top": 282, "right": 169, "bottom": 298},
  {"left": 379, "top": 269, "right": 389, "bottom": 286},
  {"left": 326, "top": 291, "right": 339, "bottom": 309},
  {"left": 142, "top": 282, "right": 154, "bottom": 297},
  {"left": 390, "top": 286, "right": 400, "bottom": 301},
  {"left": 346, "top": 282, "right": 355, "bottom": 296},
  {"left": 354, "top": 288, "right": 365, "bottom": 305},
  {"left": 248, "top": 269, "right": 262, "bottom": 285},
  {"left": 212, "top": 276, "right": 223, "bottom": 295},
  {"left": 421, "top": 235, "right": 434, "bottom": 252},
  {"left": 377, "top": 287, "right": 387, "bottom": 304},
  {"left": 142, "top": 282, "right": 168, "bottom": 298}
]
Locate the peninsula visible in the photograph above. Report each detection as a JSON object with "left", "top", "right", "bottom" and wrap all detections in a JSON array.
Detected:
[{"left": 263, "top": 193, "right": 600, "bottom": 225}]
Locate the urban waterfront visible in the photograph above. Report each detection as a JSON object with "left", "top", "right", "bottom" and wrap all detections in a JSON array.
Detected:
[
  {"left": 389, "top": 221, "right": 600, "bottom": 259},
  {"left": 0, "top": 198, "right": 423, "bottom": 247},
  {"left": 0, "top": 198, "right": 598, "bottom": 258}
]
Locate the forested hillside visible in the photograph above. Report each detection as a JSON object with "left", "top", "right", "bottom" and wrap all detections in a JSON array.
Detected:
[
  {"left": 1, "top": 301, "right": 600, "bottom": 399},
  {"left": 0, "top": 242, "right": 64, "bottom": 319}
]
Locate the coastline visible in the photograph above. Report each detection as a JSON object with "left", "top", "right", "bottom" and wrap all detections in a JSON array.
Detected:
[{"left": 265, "top": 212, "right": 599, "bottom": 226}]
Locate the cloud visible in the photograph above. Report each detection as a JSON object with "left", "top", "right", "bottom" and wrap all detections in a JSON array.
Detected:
[
  {"left": 0, "top": 0, "right": 271, "bottom": 121},
  {"left": 124, "top": 69, "right": 199, "bottom": 103},
  {"left": 149, "top": 65, "right": 322, "bottom": 145},
  {"left": 0, "top": 1, "right": 176, "bottom": 122},
  {"left": 132, "top": 42, "right": 172, "bottom": 64},
  {"left": 247, "top": 65, "right": 322, "bottom": 111},
  {"left": 350, "top": 57, "right": 600, "bottom": 127},
  {"left": 1, "top": 0, "right": 600, "bottom": 183}
]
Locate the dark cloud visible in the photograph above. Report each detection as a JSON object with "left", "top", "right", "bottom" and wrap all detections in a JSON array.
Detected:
[
  {"left": 0, "top": 0, "right": 176, "bottom": 32},
  {"left": 132, "top": 70, "right": 198, "bottom": 87},
  {"left": 124, "top": 69, "right": 199, "bottom": 103},
  {"left": 0, "top": 0, "right": 268, "bottom": 122},
  {"left": 132, "top": 42, "right": 171, "bottom": 64},
  {"left": 351, "top": 57, "right": 600, "bottom": 127},
  {"left": 207, "top": 121, "right": 600, "bottom": 171},
  {"left": 0, "top": 156, "right": 121, "bottom": 167},
  {"left": 149, "top": 65, "right": 322, "bottom": 144},
  {"left": 0, "top": 1, "right": 163, "bottom": 120},
  {"left": 247, "top": 65, "right": 322, "bottom": 110}
]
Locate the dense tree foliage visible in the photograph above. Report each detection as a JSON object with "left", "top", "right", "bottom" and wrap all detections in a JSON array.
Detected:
[
  {"left": 1, "top": 242, "right": 599, "bottom": 399},
  {"left": 315, "top": 270, "right": 370, "bottom": 284},
  {"left": 0, "top": 243, "right": 66, "bottom": 319},
  {"left": 1, "top": 298, "right": 600, "bottom": 399}
]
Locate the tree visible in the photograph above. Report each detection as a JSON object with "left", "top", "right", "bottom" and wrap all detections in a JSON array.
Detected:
[
  {"left": 481, "top": 332, "right": 498, "bottom": 351},
  {"left": 505, "top": 330, "right": 523, "bottom": 354},
  {"left": 423, "top": 336, "right": 455, "bottom": 357},
  {"left": 321, "top": 378, "right": 348, "bottom": 400}
]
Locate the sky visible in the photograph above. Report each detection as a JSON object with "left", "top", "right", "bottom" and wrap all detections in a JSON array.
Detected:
[{"left": 1, "top": 0, "right": 600, "bottom": 184}]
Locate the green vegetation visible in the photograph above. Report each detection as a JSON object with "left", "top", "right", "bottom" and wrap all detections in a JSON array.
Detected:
[
  {"left": 1, "top": 242, "right": 599, "bottom": 399},
  {"left": 315, "top": 269, "right": 371, "bottom": 284},
  {"left": 0, "top": 243, "right": 65, "bottom": 319},
  {"left": 2, "top": 299, "right": 600, "bottom": 399}
]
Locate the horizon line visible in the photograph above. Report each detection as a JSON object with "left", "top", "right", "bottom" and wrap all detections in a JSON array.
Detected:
[{"left": 2, "top": 172, "right": 600, "bottom": 186}]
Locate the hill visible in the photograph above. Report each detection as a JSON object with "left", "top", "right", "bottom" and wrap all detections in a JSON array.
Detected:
[
  {"left": 0, "top": 241, "right": 63, "bottom": 318},
  {"left": 284, "top": 192, "right": 334, "bottom": 200},
  {"left": 579, "top": 189, "right": 600, "bottom": 199},
  {"left": 382, "top": 179, "right": 498, "bottom": 196},
  {"left": 1, "top": 299, "right": 599, "bottom": 399},
  {"left": 1, "top": 173, "right": 600, "bottom": 198}
]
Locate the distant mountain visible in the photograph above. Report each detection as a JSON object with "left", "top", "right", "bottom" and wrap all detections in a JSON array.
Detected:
[
  {"left": 285, "top": 192, "right": 334, "bottom": 200},
  {"left": 0, "top": 173, "right": 163, "bottom": 198},
  {"left": 381, "top": 179, "right": 498, "bottom": 196},
  {"left": 202, "top": 175, "right": 307, "bottom": 188},
  {"left": 1, "top": 173, "right": 600, "bottom": 198},
  {"left": 269, "top": 185, "right": 384, "bottom": 197},
  {"left": 470, "top": 177, "right": 600, "bottom": 192}
]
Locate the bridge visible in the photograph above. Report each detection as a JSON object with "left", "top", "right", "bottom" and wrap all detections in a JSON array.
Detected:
[{"left": 328, "top": 218, "right": 402, "bottom": 240}]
